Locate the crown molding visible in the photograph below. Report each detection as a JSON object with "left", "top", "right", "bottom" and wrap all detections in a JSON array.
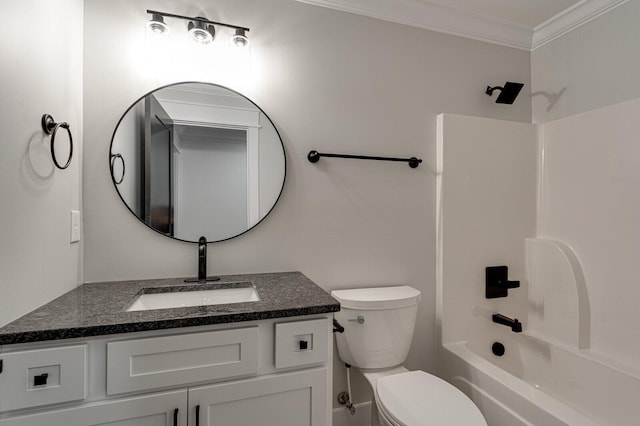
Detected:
[
  {"left": 296, "top": 0, "right": 532, "bottom": 50},
  {"left": 296, "top": 0, "right": 627, "bottom": 51},
  {"left": 532, "top": 0, "right": 628, "bottom": 50}
]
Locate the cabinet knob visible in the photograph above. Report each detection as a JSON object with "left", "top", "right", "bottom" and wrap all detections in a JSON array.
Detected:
[
  {"left": 33, "top": 373, "right": 49, "bottom": 386},
  {"left": 299, "top": 340, "right": 308, "bottom": 350}
]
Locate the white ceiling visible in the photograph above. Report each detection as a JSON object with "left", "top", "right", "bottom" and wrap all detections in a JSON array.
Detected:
[
  {"left": 424, "top": 0, "right": 582, "bottom": 28},
  {"left": 296, "top": 0, "right": 628, "bottom": 50}
]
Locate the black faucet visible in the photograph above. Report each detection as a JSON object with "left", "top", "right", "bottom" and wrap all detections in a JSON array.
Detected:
[
  {"left": 492, "top": 314, "right": 522, "bottom": 333},
  {"left": 198, "top": 236, "right": 207, "bottom": 282},
  {"left": 184, "top": 236, "right": 220, "bottom": 283}
]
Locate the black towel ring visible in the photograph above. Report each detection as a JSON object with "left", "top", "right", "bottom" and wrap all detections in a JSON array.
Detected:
[
  {"left": 41, "top": 114, "right": 73, "bottom": 170},
  {"left": 110, "top": 153, "right": 126, "bottom": 184}
]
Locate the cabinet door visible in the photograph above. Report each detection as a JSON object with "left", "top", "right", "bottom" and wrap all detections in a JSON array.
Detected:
[
  {"left": 0, "top": 389, "right": 187, "bottom": 426},
  {"left": 189, "top": 368, "right": 328, "bottom": 426}
]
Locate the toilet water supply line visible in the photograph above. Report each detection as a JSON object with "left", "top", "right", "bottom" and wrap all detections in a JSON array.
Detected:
[
  {"left": 332, "top": 319, "right": 355, "bottom": 415},
  {"left": 345, "top": 363, "right": 356, "bottom": 415}
]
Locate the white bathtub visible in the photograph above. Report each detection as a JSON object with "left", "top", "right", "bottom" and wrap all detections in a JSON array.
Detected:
[{"left": 439, "top": 334, "right": 640, "bottom": 425}]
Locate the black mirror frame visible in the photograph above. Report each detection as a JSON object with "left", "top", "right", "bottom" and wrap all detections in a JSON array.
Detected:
[{"left": 108, "top": 81, "right": 287, "bottom": 244}]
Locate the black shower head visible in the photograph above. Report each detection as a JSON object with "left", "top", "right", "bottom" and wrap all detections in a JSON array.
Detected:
[{"left": 485, "top": 82, "right": 524, "bottom": 104}]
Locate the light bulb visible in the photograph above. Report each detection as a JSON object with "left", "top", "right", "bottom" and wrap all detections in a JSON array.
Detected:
[
  {"left": 188, "top": 19, "right": 215, "bottom": 44},
  {"left": 147, "top": 14, "right": 168, "bottom": 34},
  {"left": 231, "top": 29, "right": 249, "bottom": 48}
]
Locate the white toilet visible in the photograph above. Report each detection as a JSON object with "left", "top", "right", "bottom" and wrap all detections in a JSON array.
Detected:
[{"left": 332, "top": 286, "right": 487, "bottom": 426}]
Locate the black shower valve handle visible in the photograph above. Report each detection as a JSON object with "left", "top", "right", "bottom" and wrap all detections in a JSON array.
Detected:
[
  {"left": 498, "top": 278, "right": 520, "bottom": 289},
  {"left": 486, "top": 266, "right": 520, "bottom": 298}
]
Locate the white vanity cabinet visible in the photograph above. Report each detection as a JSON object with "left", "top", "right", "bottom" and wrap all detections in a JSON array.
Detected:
[
  {"left": 0, "top": 390, "right": 187, "bottom": 426},
  {"left": 0, "top": 316, "right": 332, "bottom": 426},
  {"left": 189, "top": 368, "right": 327, "bottom": 426}
]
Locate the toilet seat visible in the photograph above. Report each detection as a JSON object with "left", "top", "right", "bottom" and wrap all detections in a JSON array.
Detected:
[{"left": 376, "top": 371, "right": 487, "bottom": 426}]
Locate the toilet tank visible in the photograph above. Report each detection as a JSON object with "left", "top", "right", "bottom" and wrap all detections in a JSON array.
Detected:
[{"left": 331, "top": 286, "right": 421, "bottom": 369}]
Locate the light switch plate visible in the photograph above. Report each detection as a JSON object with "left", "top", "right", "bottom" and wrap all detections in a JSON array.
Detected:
[{"left": 70, "top": 210, "right": 80, "bottom": 243}]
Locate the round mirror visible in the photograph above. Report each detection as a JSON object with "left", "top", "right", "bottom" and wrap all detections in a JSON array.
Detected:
[{"left": 109, "top": 82, "right": 286, "bottom": 243}]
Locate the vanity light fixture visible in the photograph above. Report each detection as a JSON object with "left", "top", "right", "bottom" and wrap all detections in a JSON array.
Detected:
[
  {"left": 147, "top": 13, "right": 169, "bottom": 34},
  {"left": 146, "top": 10, "right": 250, "bottom": 47},
  {"left": 188, "top": 18, "right": 215, "bottom": 44},
  {"left": 231, "top": 28, "right": 249, "bottom": 48}
]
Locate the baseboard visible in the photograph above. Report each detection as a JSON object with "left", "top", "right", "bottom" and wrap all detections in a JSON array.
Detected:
[{"left": 332, "top": 401, "right": 371, "bottom": 426}]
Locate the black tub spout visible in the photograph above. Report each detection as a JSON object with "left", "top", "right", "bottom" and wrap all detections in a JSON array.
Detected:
[{"left": 492, "top": 314, "right": 522, "bottom": 333}]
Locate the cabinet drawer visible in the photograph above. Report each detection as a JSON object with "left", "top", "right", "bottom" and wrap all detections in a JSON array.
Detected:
[
  {"left": 275, "top": 318, "right": 329, "bottom": 369},
  {"left": 107, "top": 327, "right": 259, "bottom": 395},
  {"left": 0, "top": 345, "right": 87, "bottom": 412}
]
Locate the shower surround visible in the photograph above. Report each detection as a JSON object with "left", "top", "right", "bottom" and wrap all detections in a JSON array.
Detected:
[{"left": 437, "top": 101, "right": 640, "bottom": 424}]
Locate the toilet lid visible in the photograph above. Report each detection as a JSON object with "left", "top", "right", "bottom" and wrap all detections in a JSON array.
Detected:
[{"left": 376, "top": 371, "right": 487, "bottom": 426}]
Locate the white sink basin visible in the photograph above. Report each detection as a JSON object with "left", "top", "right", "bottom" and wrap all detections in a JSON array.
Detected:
[{"left": 127, "top": 283, "right": 259, "bottom": 312}]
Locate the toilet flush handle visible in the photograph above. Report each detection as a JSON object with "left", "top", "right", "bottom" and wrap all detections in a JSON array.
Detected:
[{"left": 348, "top": 315, "right": 365, "bottom": 324}]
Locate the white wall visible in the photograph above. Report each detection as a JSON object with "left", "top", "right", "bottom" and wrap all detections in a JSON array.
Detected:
[
  {"left": 436, "top": 114, "right": 537, "bottom": 350},
  {"left": 530, "top": 0, "right": 640, "bottom": 369},
  {"left": 82, "top": 0, "right": 530, "bottom": 406},
  {"left": 0, "top": 0, "right": 83, "bottom": 327},
  {"left": 539, "top": 98, "right": 640, "bottom": 368},
  {"left": 531, "top": 1, "right": 640, "bottom": 123}
]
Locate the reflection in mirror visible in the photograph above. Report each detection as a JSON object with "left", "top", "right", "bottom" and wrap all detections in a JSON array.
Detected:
[{"left": 110, "top": 82, "right": 286, "bottom": 242}]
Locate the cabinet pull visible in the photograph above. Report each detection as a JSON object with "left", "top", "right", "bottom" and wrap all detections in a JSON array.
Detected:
[
  {"left": 173, "top": 408, "right": 179, "bottom": 426},
  {"left": 33, "top": 373, "right": 49, "bottom": 386},
  {"left": 195, "top": 404, "right": 200, "bottom": 426}
]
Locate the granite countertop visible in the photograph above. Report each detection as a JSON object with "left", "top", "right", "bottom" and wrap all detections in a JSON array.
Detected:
[{"left": 0, "top": 271, "right": 340, "bottom": 345}]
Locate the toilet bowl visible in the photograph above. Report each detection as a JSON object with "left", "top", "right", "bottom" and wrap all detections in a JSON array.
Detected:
[
  {"left": 332, "top": 286, "right": 486, "bottom": 426},
  {"left": 364, "top": 368, "right": 486, "bottom": 425}
]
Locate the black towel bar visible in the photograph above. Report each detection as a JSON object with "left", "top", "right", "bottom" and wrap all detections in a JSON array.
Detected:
[{"left": 307, "top": 150, "right": 422, "bottom": 168}]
